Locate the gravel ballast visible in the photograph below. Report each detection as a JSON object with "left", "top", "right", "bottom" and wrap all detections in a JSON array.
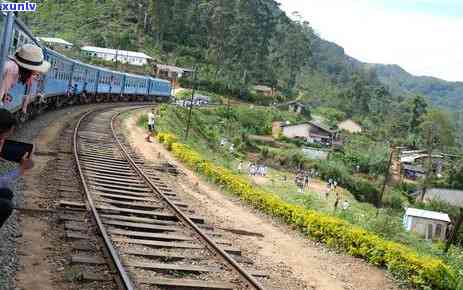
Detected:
[{"left": 0, "top": 105, "right": 112, "bottom": 290}]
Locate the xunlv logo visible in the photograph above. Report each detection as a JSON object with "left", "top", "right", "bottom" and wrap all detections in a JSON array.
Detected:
[{"left": 0, "top": 2, "right": 37, "bottom": 12}]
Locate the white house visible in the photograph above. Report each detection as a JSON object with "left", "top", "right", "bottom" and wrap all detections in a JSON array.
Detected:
[
  {"left": 403, "top": 208, "right": 451, "bottom": 241},
  {"left": 338, "top": 119, "right": 362, "bottom": 134},
  {"left": 272, "top": 121, "right": 339, "bottom": 146},
  {"left": 38, "top": 37, "right": 73, "bottom": 49},
  {"left": 81, "top": 46, "right": 153, "bottom": 66}
]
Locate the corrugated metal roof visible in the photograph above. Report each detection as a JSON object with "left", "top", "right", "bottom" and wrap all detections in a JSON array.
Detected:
[
  {"left": 156, "top": 64, "right": 193, "bottom": 73},
  {"left": 81, "top": 46, "right": 152, "bottom": 59},
  {"left": 338, "top": 119, "right": 362, "bottom": 133},
  {"left": 38, "top": 37, "right": 73, "bottom": 46},
  {"left": 308, "top": 120, "right": 336, "bottom": 134},
  {"left": 405, "top": 207, "right": 451, "bottom": 222},
  {"left": 400, "top": 153, "right": 444, "bottom": 163},
  {"left": 418, "top": 188, "right": 463, "bottom": 207}
]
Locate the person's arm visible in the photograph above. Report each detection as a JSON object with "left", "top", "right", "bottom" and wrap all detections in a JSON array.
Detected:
[
  {"left": 0, "top": 61, "right": 19, "bottom": 105},
  {"left": 0, "top": 167, "right": 21, "bottom": 189}
]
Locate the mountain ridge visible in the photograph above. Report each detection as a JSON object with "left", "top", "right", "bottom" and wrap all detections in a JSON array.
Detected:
[{"left": 364, "top": 62, "right": 463, "bottom": 111}]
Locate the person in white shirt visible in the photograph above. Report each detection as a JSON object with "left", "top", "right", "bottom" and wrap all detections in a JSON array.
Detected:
[
  {"left": 342, "top": 200, "right": 350, "bottom": 210},
  {"left": 237, "top": 161, "right": 243, "bottom": 173},
  {"left": 145, "top": 109, "right": 156, "bottom": 142}
]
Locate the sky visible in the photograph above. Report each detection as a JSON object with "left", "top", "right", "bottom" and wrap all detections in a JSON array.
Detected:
[{"left": 277, "top": 0, "right": 463, "bottom": 82}]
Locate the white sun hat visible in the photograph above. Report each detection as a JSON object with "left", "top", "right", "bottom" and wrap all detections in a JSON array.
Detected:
[{"left": 12, "top": 44, "right": 50, "bottom": 74}]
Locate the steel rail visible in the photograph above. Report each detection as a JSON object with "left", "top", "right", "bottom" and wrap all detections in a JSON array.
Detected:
[
  {"left": 73, "top": 109, "right": 135, "bottom": 290},
  {"left": 110, "top": 108, "right": 266, "bottom": 290}
]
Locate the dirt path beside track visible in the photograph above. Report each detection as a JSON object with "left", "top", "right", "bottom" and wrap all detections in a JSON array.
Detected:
[{"left": 123, "top": 109, "right": 407, "bottom": 290}]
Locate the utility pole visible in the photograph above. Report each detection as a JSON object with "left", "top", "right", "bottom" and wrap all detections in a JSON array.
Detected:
[
  {"left": 445, "top": 208, "right": 463, "bottom": 253},
  {"left": 377, "top": 146, "right": 394, "bottom": 215},
  {"left": 420, "top": 126, "right": 434, "bottom": 202},
  {"left": 185, "top": 66, "right": 197, "bottom": 140},
  {"left": 226, "top": 82, "right": 232, "bottom": 137}
]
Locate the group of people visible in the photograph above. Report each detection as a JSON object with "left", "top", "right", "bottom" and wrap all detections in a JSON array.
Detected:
[
  {"left": 323, "top": 177, "right": 350, "bottom": 211},
  {"left": 0, "top": 44, "right": 49, "bottom": 228},
  {"left": 326, "top": 177, "right": 338, "bottom": 192},
  {"left": 247, "top": 162, "right": 267, "bottom": 177},
  {"left": 294, "top": 168, "right": 318, "bottom": 193},
  {"left": 219, "top": 138, "right": 235, "bottom": 153}
]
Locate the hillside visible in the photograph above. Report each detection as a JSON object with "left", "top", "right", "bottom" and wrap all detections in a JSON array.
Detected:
[
  {"left": 369, "top": 63, "right": 463, "bottom": 111},
  {"left": 22, "top": 0, "right": 461, "bottom": 147},
  {"left": 22, "top": 0, "right": 385, "bottom": 108}
]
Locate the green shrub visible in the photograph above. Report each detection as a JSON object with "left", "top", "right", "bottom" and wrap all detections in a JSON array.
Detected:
[
  {"left": 157, "top": 132, "right": 459, "bottom": 289},
  {"left": 383, "top": 189, "right": 409, "bottom": 209},
  {"left": 314, "top": 160, "right": 380, "bottom": 204}
]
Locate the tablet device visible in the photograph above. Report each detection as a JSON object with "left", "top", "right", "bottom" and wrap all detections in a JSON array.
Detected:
[{"left": 0, "top": 140, "right": 34, "bottom": 163}]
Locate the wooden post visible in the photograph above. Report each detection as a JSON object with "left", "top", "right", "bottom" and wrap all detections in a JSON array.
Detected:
[
  {"left": 420, "top": 127, "right": 434, "bottom": 202},
  {"left": 444, "top": 208, "right": 463, "bottom": 253},
  {"left": 184, "top": 67, "right": 197, "bottom": 140},
  {"left": 379, "top": 148, "right": 394, "bottom": 206}
]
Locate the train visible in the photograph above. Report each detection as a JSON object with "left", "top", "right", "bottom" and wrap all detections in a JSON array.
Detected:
[{"left": 0, "top": 12, "right": 171, "bottom": 122}]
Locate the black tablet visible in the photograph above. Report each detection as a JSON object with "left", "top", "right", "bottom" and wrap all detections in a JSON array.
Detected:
[{"left": 0, "top": 140, "right": 34, "bottom": 163}]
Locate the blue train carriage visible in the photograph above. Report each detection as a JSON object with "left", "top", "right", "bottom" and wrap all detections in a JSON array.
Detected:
[
  {"left": 109, "top": 71, "right": 124, "bottom": 102},
  {"left": 123, "top": 73, "right": 145, "bottom": 101},
  {"left": 42, "top": 48, "right": 75, "bottom": 107},
  {"left": 70, "top": 61, "right": 93, "bottom": 104},
  {"left": 80, "top": 64, "right": 99, "bottom": 103},
  {"left": 149, "top": 77, "right": 172, "bottom": 102}
]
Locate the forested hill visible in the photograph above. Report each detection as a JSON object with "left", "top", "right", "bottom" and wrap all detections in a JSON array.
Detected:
[
  {"left": 23, "top": 0, "right": 461, "bottom": 146},
  {"left": 23, "top": 0, "right": 384, "bottom": 111},
  {"left": 369, "top": 64, "right": 463, "bottom": 111}
]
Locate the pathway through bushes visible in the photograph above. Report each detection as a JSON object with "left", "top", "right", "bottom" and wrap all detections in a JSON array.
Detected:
[{"left": 123, "top": 109, "right": 407, "bottom": 290}]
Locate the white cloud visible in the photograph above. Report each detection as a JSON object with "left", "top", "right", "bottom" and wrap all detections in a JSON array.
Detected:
[{"left": 278, "top": 0, "right": 463, "bottom": 82}]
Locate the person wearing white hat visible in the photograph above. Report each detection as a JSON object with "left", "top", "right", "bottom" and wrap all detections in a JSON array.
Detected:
[{"left": 0, "top": 44, "right": 50, "bottom": 111}]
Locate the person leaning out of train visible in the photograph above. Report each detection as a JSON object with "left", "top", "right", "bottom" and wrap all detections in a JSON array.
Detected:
[
  {"left": 0, "top": 44, "right": 50, "bottom": 112},
  {"left": 0, "top": 109, "right": 34, "bottom": 229}
]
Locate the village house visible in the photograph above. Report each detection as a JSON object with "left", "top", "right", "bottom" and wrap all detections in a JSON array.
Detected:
[
  {"left": 276, "top": 100, "right": 309, "bottom": 115},
  {"left": 403, "top": 208, "right": 451, "bottom": 241},
  {"left": 38, "top": 37, "right": 73, "bottom": 49},
  {"left": 155, "top": 64, "right": 193, "bottom": 87},
  {"left": 399, "top": 150, "right": 445, "bottom": 180},
  {"left": 253, "top": 85, "right": 277, "bottom": 97},
  {"left": 402, "top": 164, "right": 426, "bottom": 180},
  {"left": 81, "top": 46, "right": 153, "bottom": 66},
  {"left": 337, "top": 119, "right": 362, "bottom": 134},
  {"left": 272, "top": 120, "right": 339, "bottom": 146}
]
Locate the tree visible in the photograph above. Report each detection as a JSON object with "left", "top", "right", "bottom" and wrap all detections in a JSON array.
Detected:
[
  {"left": 419, "top": 109, "right": 455, "bottom": 150},
  {"left": 448, "top": 159, "right": 463, "bottom": 190},
  {"left": 409, "top": 95, "right": 428, "bottom": 134},
  {"left": 418, "top": 109, "right": 455, "bottom": 201}
]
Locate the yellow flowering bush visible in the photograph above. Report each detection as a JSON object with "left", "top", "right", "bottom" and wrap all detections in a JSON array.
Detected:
[{"left": 158, "top": 132, "right": 457, "bottom": 289}]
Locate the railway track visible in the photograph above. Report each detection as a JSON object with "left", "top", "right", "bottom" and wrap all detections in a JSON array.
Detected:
[{"left": 72, "top": 106, "right": 267, "bottom": 290}]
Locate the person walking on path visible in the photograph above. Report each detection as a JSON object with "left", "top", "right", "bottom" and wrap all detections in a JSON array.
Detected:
[
  {"left": 334, "top": 191, "right": 341, "bottom": 211},
  {"left": 0, "top": 109, "right": 34, "bottom": 228},
  {"left": 0, "top": 44, "right": 50, "bottom": 111},
  {"left": 342, "top": 200, "right": 350, "bottom": 210},
  {"left": 237, "top": 161, "right": 243, "bottom": 173},
  {"left": 304, "top": 172, "right": 310, "bottom": 189},
  {"left": 145, "top": 109, "right": 156, "bottom": 142}
]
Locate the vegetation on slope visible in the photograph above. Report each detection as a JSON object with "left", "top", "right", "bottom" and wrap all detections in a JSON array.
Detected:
[{"left": 24, "top": 0, "right": 462, "bottom": 146}]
